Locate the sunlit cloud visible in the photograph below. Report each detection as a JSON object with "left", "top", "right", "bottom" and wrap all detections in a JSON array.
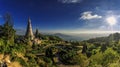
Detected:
[{"left": 80, "top": 11, "right": 102, "bottom": 20}]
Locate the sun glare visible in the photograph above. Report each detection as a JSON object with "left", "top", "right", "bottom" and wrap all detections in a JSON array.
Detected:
[{"left": 106, "top": 16, "right": 117, "bottom": 26}]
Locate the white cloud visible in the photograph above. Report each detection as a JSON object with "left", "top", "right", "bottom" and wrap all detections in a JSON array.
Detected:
[
  {"left": 80, "top": 11, "right": 102, "bottom": 20},
  {"left": 58, "top": 0, "right": 82, "bottom": 3}
]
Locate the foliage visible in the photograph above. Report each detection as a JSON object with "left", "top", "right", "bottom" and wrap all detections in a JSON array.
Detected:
[
  {"left": 1, "top": 13, "right": 120, "bottom": 67},
  {"left": 58, "top": 45, "right": 80, "bottom": 65},
  {"left": 89, "top": 48, "right": 120, "bottom": 67},
  {"left": 0, "top": 13, "right": 15, "bottom": 44}
]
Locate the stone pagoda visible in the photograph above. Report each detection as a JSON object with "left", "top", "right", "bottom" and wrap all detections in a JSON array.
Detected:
[{"left": 25, "top": 17, "right": 34, "bottom": 40}]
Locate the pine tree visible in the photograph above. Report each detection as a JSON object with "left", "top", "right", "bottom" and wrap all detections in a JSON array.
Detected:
[
  {"left": 2, "top": 13, "right": 16, "bottom": 44},
  {"left": 82, "top": 44, "right": 87, "bottom": 54},
  {"left": 35, "top": 28, "right": 39, "bottom": 38}
]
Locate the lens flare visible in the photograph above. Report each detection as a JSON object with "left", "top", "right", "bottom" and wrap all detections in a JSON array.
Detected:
[{"left": 106, "top": 16, "right": 117, "bottom": 26}]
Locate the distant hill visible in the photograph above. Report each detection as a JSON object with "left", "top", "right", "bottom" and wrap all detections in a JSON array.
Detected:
[
  {"left": 86, "top": 32, "right": 120, "bottom": 43},
  {"left": 16, "top": 29, "right": 111, "bottom": 41},
  {"left": 53, "top": 33, "right": 109, "bottom": 41},
  {"left": 53, "top": 33, "right": 83, "bottom": 41}
]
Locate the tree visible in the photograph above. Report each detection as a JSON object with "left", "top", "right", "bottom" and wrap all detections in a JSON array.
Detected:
[
  {"left": 2, "top": 13, "right": 16, "bottom": 44},
  {"left": 58, "top": 46, "right": 79, "bottom": 65},
  {"left": 82, "top": 44, "right": 87, "bottom": 54},
  {"left": 89, "top": 48, "right": 119, "bottom": 67},
  {"left": 102, "top": 48, "right": 119, "bottom": 66},
  {"left": 35, "top": 28, "right": 39, "bottom": 38},
  {"left": 45, "top": 47, "right": 54, "bottom": 63}
]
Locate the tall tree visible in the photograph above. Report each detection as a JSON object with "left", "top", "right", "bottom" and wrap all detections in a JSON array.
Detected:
[
  {"left": 82, "top": 44, "right": 87, "bottom": 54},
  {"left": 35, "top": 28, "right": 39, "bottom": 38},
  {"left": 2, "top": 13, "right": 15, "bottom": 44},
  {"left": 4, "top": 13, "right": 14, "bottom": 27}
]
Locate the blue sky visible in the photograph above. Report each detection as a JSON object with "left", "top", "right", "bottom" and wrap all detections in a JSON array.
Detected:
[{"left": 0, "top": 0, "right": 120, "bottom": 33}]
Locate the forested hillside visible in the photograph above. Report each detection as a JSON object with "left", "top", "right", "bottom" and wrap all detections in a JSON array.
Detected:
[{"left": 0, "top": 14, "right": 120, "bottom": 67}]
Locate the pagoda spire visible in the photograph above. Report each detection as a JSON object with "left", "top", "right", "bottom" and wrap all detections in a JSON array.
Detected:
[{"left": 25, "top": 17, "right": 34, "bottom": 40}]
